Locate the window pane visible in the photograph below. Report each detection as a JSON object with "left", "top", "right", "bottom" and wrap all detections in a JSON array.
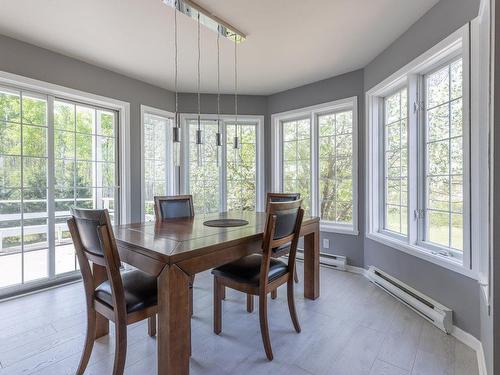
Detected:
[
  {"left": 143, "top": 113, "right": 171, "bottom": 221},
  {"left": 425, "top": 59, "right": 464, "bottom": 252},
  {"left": 189, "top": 120, "right": 220, "bottom": 214},
  {"left": 383, "top": 88, "right": 408, "bottom": 235},
  {"left": 0, "top": 89, "right": 20, "bottom": 123},
  {"left": 22, "top": 94, "right": 47, "bottom": 126},
  {"left": 282, "top": 118, "right": 311, "bottom": 215},
  {"left": 227, "top": 124, "right": 257, "bottom": 212},
  {"left": 0, "top": 122, "right": 21, "bottom": 155}
]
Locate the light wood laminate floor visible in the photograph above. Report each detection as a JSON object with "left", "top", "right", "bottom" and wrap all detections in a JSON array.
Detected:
[{"left": 0, "top": 264, "right": 479, "bottom": 375}]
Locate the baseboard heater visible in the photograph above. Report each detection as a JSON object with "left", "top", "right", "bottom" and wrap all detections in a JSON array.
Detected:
[
  {"left": 366, "top": 266, "right": 452, "bottom": 333},
  {"left": 295, "top": 250, "right": 347, "bottom": 271}
]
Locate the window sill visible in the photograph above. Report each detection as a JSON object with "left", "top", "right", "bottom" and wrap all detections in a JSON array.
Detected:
[
  {"left": 320, "top": 222, "right": 359, "bottom": 236},
  {"left": 366, "top": 231, "right": 477, "bottom": 280}
]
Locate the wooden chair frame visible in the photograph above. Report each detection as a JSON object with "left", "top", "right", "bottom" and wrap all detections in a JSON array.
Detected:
[
  {"left": 68, "top": 209, "right": 157, "bottom": 375},
  {"left": 213, "top": 200, "right": 304, "bottom": 360}
]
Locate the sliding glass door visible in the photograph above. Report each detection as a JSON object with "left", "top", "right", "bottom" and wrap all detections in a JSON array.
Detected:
[{"left": 0, "top": 85, "right": 119, "bottom": 293}]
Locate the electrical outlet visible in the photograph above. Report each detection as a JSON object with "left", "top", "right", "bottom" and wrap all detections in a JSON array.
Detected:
[{"left": 322, "top": 238, "right": 330, "bottom": 249}]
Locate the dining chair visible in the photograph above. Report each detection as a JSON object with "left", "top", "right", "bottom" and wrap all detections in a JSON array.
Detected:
[
  {"left": 153, "top": 194, "right": 197, "bottom": 315},
  {"left": 212, "top": 200, "right": 304, "bottom": 360},
  {"left": 154, "top": 194, "right": 195, "bottom": 220},
  {"left": 266, "top": 192, "right": 301, "bottom": 298},
  {"left": 68, "top": 208, "right": 158, "bottom": 375}
]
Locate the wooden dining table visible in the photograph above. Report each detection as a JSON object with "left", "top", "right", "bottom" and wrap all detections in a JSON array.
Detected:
[{"left": 104, "top": 211, "right": 319, "bottom": 375}]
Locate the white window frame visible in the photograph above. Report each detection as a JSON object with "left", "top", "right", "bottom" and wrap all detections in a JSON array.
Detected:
[
  {"left": 179, "top": 113, "right": 265, "bottom": 212},
  {"left": 0, "top": 70, "right": 131, "bottom": 297},
  {"left": 271, "top": 97, "right": 359, "bottom": 235},
  {"left": 365, "top": 24, "right": 487, "bottom": 279},
  {"left": 140, "top": 105, "right": 177, "bottom": 221}
]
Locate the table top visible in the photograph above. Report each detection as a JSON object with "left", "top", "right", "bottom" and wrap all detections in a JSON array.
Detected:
[{"left": 114, "top": 211, "right": 319, "bottom": 264}]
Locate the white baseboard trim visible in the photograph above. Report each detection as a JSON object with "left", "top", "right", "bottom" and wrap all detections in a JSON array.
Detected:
[
  {"left": 450, "top": 326, "right": 487, "bottom": 375},
  {"left": 336, "top": 265, "right": 487, "bottom": 375},
  {"left": 345, "top": 265, "right": 366, "bottom": 275}
]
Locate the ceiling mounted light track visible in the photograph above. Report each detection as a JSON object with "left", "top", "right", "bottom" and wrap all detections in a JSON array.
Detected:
[{"left": 162, "top": 0, "right": 246, "bottom": 42}]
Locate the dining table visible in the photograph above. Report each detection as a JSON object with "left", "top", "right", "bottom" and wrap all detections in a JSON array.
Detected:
[{"left": 98, "top": 210, "right": 320, "bottom": 375}]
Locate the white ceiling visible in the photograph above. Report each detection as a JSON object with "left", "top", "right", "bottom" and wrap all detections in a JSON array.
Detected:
[{"left": 0, "top": 0, "right": 439, "bottom": 95}]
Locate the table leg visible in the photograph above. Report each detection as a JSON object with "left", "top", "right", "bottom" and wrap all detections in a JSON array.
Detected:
[
  {"left": 157, "top": 265, "right": 190, "bottom": 375},
  {"left": 303, "top": 223, "right": 320, "bottom": 300},
  {"left": 92, "top": 263, "right": 109, "bottom": 339}
]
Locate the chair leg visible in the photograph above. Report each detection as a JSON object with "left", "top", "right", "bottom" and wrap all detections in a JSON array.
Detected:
[
  {"left": 294, "top": 268, "right": 299, "bottom": 283},
  {"left": 287, "top": 279, "right": 301, "bottom": 333},
  {"left": 259, "top": 293, "right": 274, "bottom": 361},
  {"left": 76, "top": 308, "right": 96, "bottom": 375},
  {"left": 221, "top": 285, "right": 226, "bottom": 300},
  {"left": 113, "top": 320, "right": 127, "bottom": 375},
  {"left": 271, "top": 289, "right": 277, "bottom": 299},
  {"left": 246, "top": 294, "right": 254, "bottom": 313},
  {"left": 214, "top": 277, "right": 222, "bottom": 335},
  {"left": 147, "top": 315, "right": 156, "bottom": 337}
]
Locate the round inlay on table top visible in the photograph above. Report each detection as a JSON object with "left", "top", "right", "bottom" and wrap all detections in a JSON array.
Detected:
[{"left": 203, "top": 219, "right": 249, "bottom": 227}]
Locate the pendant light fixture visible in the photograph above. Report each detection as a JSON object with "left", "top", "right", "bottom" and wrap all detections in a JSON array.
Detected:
[
  {"left": 215, "top": 26, "right": 222, "bottom": 167},
  {"left": 172, "top": 0, "right": 181, "bottom": 167},
  {"left": 233, "top": 33, "right": 240, "bottom": 166},
  {"left": 196, "top": 12, "right": 203, "bottom": 167}
]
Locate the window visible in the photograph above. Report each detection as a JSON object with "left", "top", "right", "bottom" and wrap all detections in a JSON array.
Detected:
[
  {"left": 383, "top": 88, "right": 408, "bottom": 236},
  {"left": 226, "top": 123, "right": 257, "bottom": 211},
  {"left": 271, "top": 97, "right": 358, "bottom": 234},
  {"left": 318, "top": 111, "right": 354, "bottom": 224},
  {"left": 424, "top": 59, "right": 464, "bottom": 252},
  {"left": 282, "top": 118, "right": 311, "bottom": 214},
  {"left": 0, "top": 84, "right": 120, "bottom": 292},
  {"left": 366, "top": 26, "right": 475, "bottom": 276},
  {"left": 141, "top": 107, "right": 175, "bottom": 221},
  {"left": 182, "top": 115, "right": 264, "bottom": 214},
  {"left": 188, "top": 119, "right": 221, "bottom": 214}
]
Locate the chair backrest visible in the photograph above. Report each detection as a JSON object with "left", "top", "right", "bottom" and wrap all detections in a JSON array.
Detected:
[
  {"left": 266, "top": 192, "right": 300, "bottom": 212},
  {"left": 154, "top": 195, "right": 194, "bottom": 220},
  {"left": 67, "top": 208, "right": 125, "bottom": 312},
  {"left": 261, "top": 200, "right": 304, "bottom": 285}
]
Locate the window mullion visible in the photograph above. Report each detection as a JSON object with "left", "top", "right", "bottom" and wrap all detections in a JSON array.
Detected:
[
  {"left": 311, "top": 113, "right": 319, "bottom": 218},
  {"left": 47, "top": 96, "right": 56, "bottom": 278},
  {"left": 407, "top": 74, "right": 420, "bottom": 244},
  {"left": 220, "top": 121, "right": 227, "bottom": 213}
]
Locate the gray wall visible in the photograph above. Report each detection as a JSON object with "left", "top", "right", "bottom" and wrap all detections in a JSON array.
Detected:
[
  {"left": 177, "top": 93, "right": 267, "bottom": 116},
  {"left": 267, "top": 70, "right": 365, "bottom": 267},
  {"left": 0, "top": 34, "right": 175, "bottom": 223},
  {"left": 364, "top": 0, "right": 481, "bottom": 91},
  {"left": 363, "top": 0, "right": 481, "bottom": 338}
]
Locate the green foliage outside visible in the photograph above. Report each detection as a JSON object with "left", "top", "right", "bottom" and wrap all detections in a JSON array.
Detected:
[{"left": 0, "top": 91, "right": 116, "bottom": 252}]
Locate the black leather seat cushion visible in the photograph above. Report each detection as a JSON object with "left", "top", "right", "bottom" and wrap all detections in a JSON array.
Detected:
[
  {"left": 211, "top": 254, "right": 288, "bottom": 286},
  {"left": 95, "top": 270, "right": 157, "bottom": 313}
]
